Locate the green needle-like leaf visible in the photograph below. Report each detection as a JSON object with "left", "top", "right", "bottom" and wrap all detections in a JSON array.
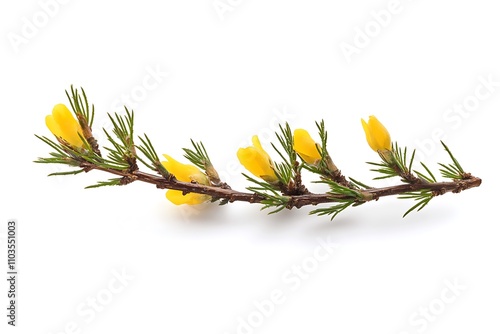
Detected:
[
  {"left": 85, "top": 178, "right": 123, "bottom": 189},
  {"left": 310, "top": 200, "right": 355, "bottom": 220},
  {"left": 441, "top": 141, "right": 464, "bottom": 174},
  {"left": 183, "top": 139, "right": 212, "bottom": 170}
]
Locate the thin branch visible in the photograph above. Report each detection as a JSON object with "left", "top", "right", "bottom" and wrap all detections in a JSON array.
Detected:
[{"left": 78, "top": 161, "right": 482, "bottom": 209}]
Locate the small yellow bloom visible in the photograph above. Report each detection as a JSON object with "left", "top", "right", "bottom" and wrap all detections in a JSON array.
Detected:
[
  {"left": 161, "top": 154, "right": 211, "bottom": 205},
  {"left": 237, "top": 135, "right": 278, "bottom": 183},
  {"left": 45, "top": 104, "right": 85, "bottom": 148},
  {"left": 361, "top": 115, "right": 392, "bottom": 152},
  {"left": 293, "top": 129, "right": 322, "bottom": 165}
]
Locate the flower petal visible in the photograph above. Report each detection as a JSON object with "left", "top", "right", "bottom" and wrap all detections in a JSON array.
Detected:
[
  {"left": 162, "top": 154, "right": 209, "bottom": 184},
  {"left": 293, "top": 129, "right": 321, "bottom": 164},
  {"left": 369, "top": 116, "right": 391, "bottom": 150},
  {"left": 237, "top": 136, "right": 278, "bottom": 183},
  {"left": 361, "top": 116, "right": 391, "bottom": 152},
  {"left": 166, "top": 189, "right": 210, "bottom": 205},
  {"left": 46, "top": 104, "right": 84, "bottom": 147}
]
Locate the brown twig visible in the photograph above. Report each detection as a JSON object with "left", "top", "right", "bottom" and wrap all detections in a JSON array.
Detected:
[{"left": 79, "top": 161, "right": 481, "bottom": 209}]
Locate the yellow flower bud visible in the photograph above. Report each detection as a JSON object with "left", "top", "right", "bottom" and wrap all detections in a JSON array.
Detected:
[
  {"left": 237, "top": 135, "right": 278, "bottom": 183},
  {"left": 45, "top": 104, "right": 85, "bottom": 148},
  {"left": 293, "top": 129, "right": 322, "bottom": 165},
  {"left": 161, "top": 154, "right": 211, "bottom": 205},
  {"left": 361, "top": 115, "right": 392, "bottom": 152}
]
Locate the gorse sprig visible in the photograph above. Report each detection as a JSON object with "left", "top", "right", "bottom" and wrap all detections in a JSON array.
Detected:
[{"left": 35, "top": 87, "right": 482, "bottom": 221}]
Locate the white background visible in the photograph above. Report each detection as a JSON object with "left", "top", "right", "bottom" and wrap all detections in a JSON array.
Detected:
[{"left": 1, "top": 0, "right": 499, "bottom": 333}]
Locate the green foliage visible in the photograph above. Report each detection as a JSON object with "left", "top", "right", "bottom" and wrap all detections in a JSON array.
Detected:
[
  {"left": 316, "top": 119, "right": 341, "bottom": 178},
  {"left": 392, "top": 143, "right": 416, "bottom": 177},
  {"left": 309, "top": 200, "right": 356, "bottom": 220},
  {"left": 439, "top": 141, "right": 466, "bottom": 179},
  {"left": 183, "top": 140, "right": 212, "bottom": 171},
  {"left": 35, "top": 86, "right": 480, "bottom": 221},
  {"left": 315, "top": 179, "right": 363, "bottom": 200},
  {"left": 298, "top": 120, "right": 333, "bottom": 177},
  {"left": 102, "top": 108, "right": 136, "bottom": 170},
  {"left": 183, "top": 139, "right": 222, "bottom": 185},
  {"left": 414, "top": 162, "right": 437, "bottom": 183},
  {"left": 85, "top": 178, "right": 123, "bottom": 189},
  {"left": 243, "top": 173, "right": 290, "bottom": 214},
  {"left": 367, "top": 142, "right": 416, "bottom": 182},
  {"left": 66, "top": 85, "right": 95, "bottom": 127},
  {"left": 399, "top": 190, "right": 434, "bottom": 218},
  {"left": 309, "top": 179, "right": 364, "bottom": 220},
  {"left": 368, "top": 141, "right": 471, "bottom": 217},
  {"left": 136, "top": 133, "right": 170, "bottom": 178},
  {"left": 35, "top": 135, "right": 81, "bottom": 165},
  {"left": 48, "top": 169, "right": 85, "bottom": 177},
  {"left": 270, "top": 123, "right": 297, "bottom": 185},
  {"left": 348, "top": 177, "right": 371, "bottom": 189}
]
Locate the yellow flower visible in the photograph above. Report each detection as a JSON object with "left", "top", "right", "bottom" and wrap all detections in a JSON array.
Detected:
[
  {"left": 161, "top": 154, "right": 211, "bottom": 205},
  {"left": 361, "top": 115, "right": 392, "bottom": 152},
  {"left": 237, "top": 135, "right": 278, "bottom": 183},
  {"left": 45, "top": 104, "right": 85, "bottom": 148},
  {"left": 293, "top": 129, "right": 322, "bottom": 165}
]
